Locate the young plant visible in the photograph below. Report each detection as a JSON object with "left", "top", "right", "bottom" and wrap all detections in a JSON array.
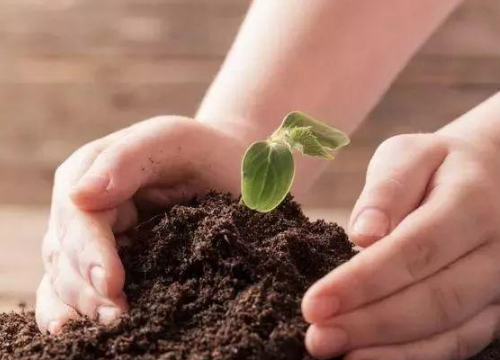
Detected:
[{"left": 241, "top": 111, "right": 350, "bottom": 212}]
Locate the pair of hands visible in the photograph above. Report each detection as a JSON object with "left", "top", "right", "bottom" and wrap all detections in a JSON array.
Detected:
[{"left": 36, "top": 115, "right": 500, "bottom": 360}]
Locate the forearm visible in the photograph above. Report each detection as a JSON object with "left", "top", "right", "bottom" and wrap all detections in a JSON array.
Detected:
[
  {"left": 197, "top": 0, "right": 464, "bottom": 192},
  {"left": 439, "top": 92, "right": 500, "bottom": 153}
]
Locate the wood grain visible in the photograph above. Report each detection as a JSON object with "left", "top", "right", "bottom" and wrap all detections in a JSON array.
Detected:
[
  {"left": 0, "top": 0, "right": 499, "bottom": 210},
  {"left": 0, "top": 207, "right": 46, "bottom": 312}
]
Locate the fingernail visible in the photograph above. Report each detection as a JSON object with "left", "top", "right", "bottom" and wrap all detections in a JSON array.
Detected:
[
  {"left": 97, "top": 305, "right": 121, "bottom": 324},
  {"left": 352, "top": 207, "right": 390, "bottom": 239},
  {"left": 74, "top": 175, "right": 109, "bottom": 194},
  {"left": 304, "top": 296, "right": 340, "bottom": 322},
  {"left": 307, "top": 326, "right": 349, "bottom": 358},
  {"left": 90, "top": 266, "right": 108, "bottom": 297},
  {"left": 48, "top": 320, "right": 62, "bottom": 335}
]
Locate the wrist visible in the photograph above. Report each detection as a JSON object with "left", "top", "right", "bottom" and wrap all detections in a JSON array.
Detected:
[
  {"left": 437, "top": 92, "right": 500, "bottom": 154},
  {"left": 196, "top": 113, "right": 263, "bottom": 146},
  {"left": 196, "top": 104, "right": 295, "bottom": 146}
]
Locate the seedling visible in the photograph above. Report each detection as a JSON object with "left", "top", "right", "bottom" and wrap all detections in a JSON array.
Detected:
[{"left": 241, "top": 111, "right": 350, "bottom": 212}]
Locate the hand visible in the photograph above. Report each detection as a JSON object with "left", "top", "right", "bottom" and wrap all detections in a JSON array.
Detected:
[
  {"left": 302, "top": 131, "right": 500, "bottom": 359},
  {"left": 35, "top": 116, "right": 244, "bottom": 334}
]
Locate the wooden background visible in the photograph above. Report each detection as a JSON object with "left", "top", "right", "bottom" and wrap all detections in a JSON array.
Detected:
[{"left": 0, "top": 0, "right": 499, "bottom": 209}]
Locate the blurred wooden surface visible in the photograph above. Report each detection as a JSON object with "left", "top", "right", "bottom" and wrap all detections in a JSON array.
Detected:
[
  {"left": 0, "top": 207, "right": 46, "bottom": 312},
  {"left": 0, "top": 206, "right": 349, "bottom": 312},
  {"left": 0, "top": 0, "right": 499, "bottom": 209}
]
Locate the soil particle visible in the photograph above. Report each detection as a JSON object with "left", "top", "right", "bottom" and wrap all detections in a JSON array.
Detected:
[
  {"left": 470, "top": 342, "right": 500, "bottom": 360},
  {"left": 0, "top": 192, "right": 498, "bottom": 359}
]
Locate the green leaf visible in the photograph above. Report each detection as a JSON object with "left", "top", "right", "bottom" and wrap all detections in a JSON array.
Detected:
[
  {"left": 287, "top": 126, "right": 333, "bottom": 158},
  {"left": 241, "top": 141, "right": 295, "bottom": 212},
  {"left": 280, "top": 111, "right": 350, "bottom": 150},
  {"left": 240, "top": 110, "right": 350, "bottom": 213}
]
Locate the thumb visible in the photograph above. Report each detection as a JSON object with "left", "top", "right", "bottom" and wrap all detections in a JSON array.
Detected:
[
  {"left": 349, "top": 134, "right": 447, "bottom": 247},
  {"left": 70, "top": 117, "right": 198, "bottom": 211}
]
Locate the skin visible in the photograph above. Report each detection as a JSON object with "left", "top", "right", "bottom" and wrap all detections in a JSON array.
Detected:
[
  {"left": 303, "top": 94, "right": 500, "bottom": 359},
  {"left": 36, "top": 0, "right": 500, "bottom": 359},
  {"left": 36, "top": 117, "right": 245, "bottom": 332}
]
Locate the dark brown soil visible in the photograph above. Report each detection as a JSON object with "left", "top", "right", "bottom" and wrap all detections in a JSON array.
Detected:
[
  {"left": 471, "top": 343, "right": 500, "bottom": 360},
  {"left": 0, "top": 192, "right": 499, "bottom": 360}
]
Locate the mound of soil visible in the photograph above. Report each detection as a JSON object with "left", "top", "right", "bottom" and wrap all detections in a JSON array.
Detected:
[{"left": 0, "top": 192, "right": 499, "bottom": 359}]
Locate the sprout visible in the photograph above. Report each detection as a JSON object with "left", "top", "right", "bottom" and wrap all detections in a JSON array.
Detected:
[{"left": 241, "top": 111, "right": 350, "bottom": 212}]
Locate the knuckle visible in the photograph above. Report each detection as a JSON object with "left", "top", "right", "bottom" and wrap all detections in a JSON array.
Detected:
[
  {"left": 366, "top": 134, "right": 440, "bottom": 192},
  {"left": 376, "top": 133, "right": 430, "bottom": 155},
  {"left": 95, "top": 144, "right": 135, "bottom": 174},
  {"left": 54, "top": 141, "right": 102, "bottom": 183},
  {"left": 100, "top": 133, "right": 144, "bottom": 164},
  {"left": 364, "top": 163, "right": 408, "bottom": 202},
  {"left": 429, "top": 284, "right": 464, "bottom": 329},
  {"left": 371, "top": 174, "right": 407, "bottom": 199}
]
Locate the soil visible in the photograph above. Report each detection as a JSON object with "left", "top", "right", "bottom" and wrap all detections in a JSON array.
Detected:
[
  {"left": 471, "top": 344, "right": 500, "bottom": 360},
  {"left": 0, "top": 191, "right": 499, "bottom": 360}
]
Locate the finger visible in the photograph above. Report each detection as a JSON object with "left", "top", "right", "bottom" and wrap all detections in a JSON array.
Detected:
[
  {"left": 349, "top": 134, "right": 447, "bottom": 247},
  {"left": 43, "top": 139, "right": 114, "bottom": 285},
  {"left": 112, "top": 199, "right": 139, "bottom": 234},
  {"left": 47, "top": 196, "right": 135, "bottom": 300},
  {"left": 40, "top": 129, "right": 133, "bottom": 328},
  {"left": 51, "top": 134, "right": 122, "bottom": 202},
  {"left": 344, "top": 305, "right": 500, "bottom": 360},
  {"left": 305, "top": 241, "right": 500, "bottom": 356},
  {"left": 303, "top": 183, "right": 488, "bottom": 324},
  {"left": 35, "top": 275, "right": 78, "bottom": 334},
  {"left": 43, "top": 133, "right": 119, "bottom": 273},
  {"left": 45, "top": 131, "right": 143, "bottom": 302},
  {"left": 47, "top": 125, "right": 131, "bottom": 212},
  {"left": 51, "top": 208, "right": 127, "bottom": 299},
  {"left": 70, "top": 116, "right": 199, "bottom": 211},
  {"left": 44, "top": 209, "right": 127, "bottom": 302},
  {"left": 50, "top": 251, "right": 126, "bottom": 322},
  {"left": 44, "top": 210, "right": 125, "bottom": 301}
]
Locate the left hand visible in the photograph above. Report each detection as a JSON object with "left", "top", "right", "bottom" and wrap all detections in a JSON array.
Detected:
[
  {"left": 35, "top": 116, "right": 245, "bottom": 334},
  {"left": 302, "top": 131, "right": 500, "bottom": 359}
]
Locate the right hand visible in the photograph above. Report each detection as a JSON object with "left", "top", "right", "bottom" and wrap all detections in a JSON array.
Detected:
[{"left": 36, "top": 116, "right": 245, "bottom": 334}]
